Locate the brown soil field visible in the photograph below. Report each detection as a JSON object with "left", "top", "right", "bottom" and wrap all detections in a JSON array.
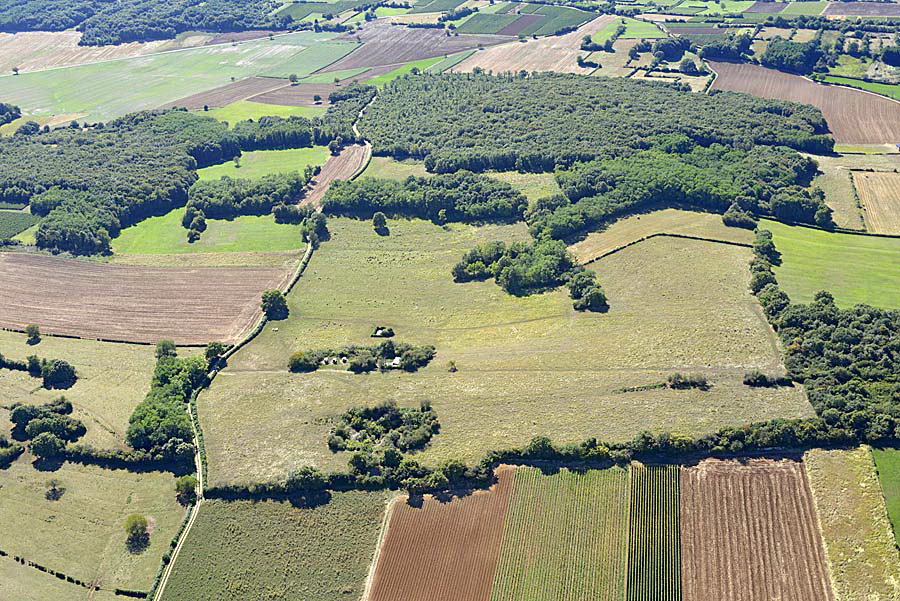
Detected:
[
  {"left": 302, "top": 143, "right": 372, "bottom": 208},
  {"left": 854, "top": 171, "right": 900, "bottom": 234},
  {"left": 496, "top": 14, "right": 545, "bottom": 35},
  {"left": 824, "top": 2, "right": 900, "bottom": 16},
  {"left": 367, "top": 466, "right": 514, "bottom": 601},
  {"left": 744, "top": 1, "right": 787, "bottom": 13},
  {"left": 709, "top": 60, "right": 900, "bottom": 144},
  {"left": 452, "top": 15, "right": 616, "bottom": 74},
  {"left": 639, "top": 13, "right": 692, "bottom": 21},
  {"left": 680, "top": 458, "right": 835, "bottom": 601},
  {"left": 249, "top": 66, "right": 397, "bottom": 106},
  {"left": 321, "top": 23, "right": 513, "bottom": 72},
  {"left": 163, "top": 77, "right": 290, "bottom": 110},
  {"left": 0, "top": 252, "right": 291, "bottom": 344}
]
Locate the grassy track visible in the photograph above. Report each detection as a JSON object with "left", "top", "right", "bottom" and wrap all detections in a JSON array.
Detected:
[
  {"left": 490, "top": 466, "right": 629, "bottom": 601},
  {"left": 200, "top": 101, "right": 326, "bottom": 125},
  {"left": 161, "top": 493, "right": 388, "bottom": 601},
  {"left": 763, "top": 220, "right": 900, "bottom": 309},
  {"left": 872, "top": 448, "right": 900, "bottom": 545},
  {"left": 0, "top": 210, "right": 38, "bottom": 238},
  {"left": 112, "top": 209, "right": 306, "bottom": 255},
  {"left": 196, "top": 147, "right": 330, "bottom": 180},
  {"left": 626, "top": 464, "right": 681, "bottom": 601}
]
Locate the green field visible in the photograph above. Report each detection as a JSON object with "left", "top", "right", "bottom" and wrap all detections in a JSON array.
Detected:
[
  {"left": 425, "top": 50, "right": 477, "bottom": 73},
  {"left": 0, "top": 556, "right": 121, "bottom": 601},
  {"left": 161, "top": 493, "right": 388, "bottom": 601},
  {"left": 408, "top": 0, "right": 467, "bottom": 14},
  {"left": 197, "top": 146, "right": 330, "bottom": 180},
  {"left": 455, "top": 13, "right": 520, "bottom": 34},
  {"left": 763, "top": 220, "right": 900, "bottom": 309},
  {"left": 520, "top": 5, "right": 592, "bottom": 36},
  {"left": 780, "top": 1, "right": 828, "bottom": 15},
  {"left": 365, "top": 56, "right": 446, "bottom": 87},
  {"left": 820, "top": 75, "right": 900, "bottom": 101},
  {"left": 344, "top": 5, "right": 410, "bottom": 22},
  {"left": 594, "top": 17, "right": 667, "bottom": 43},
  {"left": 627, "top": 464, "right": 681, "bottom": 601},
  {"left": 698, "top": 0, "right": 755, "bottom": 14},
  {"left": 0, "top": 458, "right": 184, "bottom": 593},
  {"left": 490, "top": 466, "right": 629, "bottom": 601},
  {"left": 200, "top": 101, "right": 326, "bottom": 126},
  {"left": 0, "top": 210, "right": 38, "bottom": 239},
  {"left": 112, "top": 209, "right": 306, "bottom": 255},
  {"left": 0, "top": 32, "right": 354, "bottom": 122},
  {"left": 199, "top": 218, "right": 812, "bottom": 486},
  {"left": 872, "top": 448, "right": 900, "bottom": 545}
]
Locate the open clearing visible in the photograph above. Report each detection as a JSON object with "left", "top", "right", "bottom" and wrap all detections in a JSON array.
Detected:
[
  {"left": 0, "top": 32, "right": 355, "bottom": 122},
  {"left": 709, "top": 60, "right": 900, "bottom": 145},
  {"left": 491, "top": 466, "right": 629, "bottom": 601},
  {"left": 451, "top": 16, "right": 616, "bottom": 74},
  {"left": 804, "top": 447, "right": 900, "bottom": 601},
  {"left": 200, "top": 218, "right": 811, "bottom": 486},
  {"left": 0, "top": 457, "right": 184, "bottom": 593},
  {"left": 763, "top": 219, "right": 900, "bottom": 309},
  {"left": 200, "top": 101, "right": 326, "bottom": 125},
  {"left": 162, "top": 493, "right": 388, "bottom": 601},
  {"left": 873, "top": 448, "right": 900, "bottom": 546},
  {"left": 368, "top": 466, "right": 513, "bottom": 601},
  {"left": 627, "top": 464, "right": 681, "bottom": 601},
  {"left": 853, "top": 171, "right": 900, "bottom": 234},
  {"left": 680, "top": 458, "right": 834, "bottom": 601},
  {"left": 197, "top": 146, "right": 331, "bottom": 180},
  {"left": 0, "top": 329, "right": 158, "bottom": 450},
  {"left": 569, "top": 208, "right": 754, "bottom": 264},
  {"left": 0, "top": 253, "right": 292, "bottom": 344}
]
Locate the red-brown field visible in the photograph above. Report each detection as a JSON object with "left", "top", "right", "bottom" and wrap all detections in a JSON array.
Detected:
[
  {"left": 322, "top": 23, "right": 513, "bottom": 72},
  {"left": 163, "top": 77, "right": 290, "bottom": 110},
  {"left": 709, "top": 60, "right": 900, "bottom": 144},
  {"left": 249, "top": 66, "right": 397, "bottom": 106},
  {"left": 303, "top": 143, "right": 371, "bottom": 207},
  {"left": 824, "top": 2, "right": 900, "bottom": 16},
  {"left": 497, "top": 14, "right": 544, "bottom": 35},
  {"left": 0, "top": 252, "right": 292, "bottom": 344},
  {"left": 367, "top": 466, "right": 514, "bottom": 601},
  {"left": 744, "top": 1, "right": 786, "bottom": 13},
  {"left": 680, "top": 458, "right": 835, "bottom": 601}
]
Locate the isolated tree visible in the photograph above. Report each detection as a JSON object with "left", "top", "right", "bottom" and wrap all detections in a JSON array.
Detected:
[
  {"left": 372, "top": 211, "right": 387, "bottom": 232},
  {"left": 679, "top": 57, "right": 697, "bottom": 74},
  {"left": 11, "top": 67, "right": 18, "bottom": 75},
  {"left": 30, "top": 432, "right": 65, "bottom": 459},
  {"left": 41, "top": 360, "right": 77, "bottom": 389},
  {"left": 203, "top": 104, "right": 209, "bottom": 111},
  {"left": 289, "top": 73, "right": 299, "bottom": 84},
  {"left": 313, "top": 94, "right": 322, "bottom": 103},
  {"left": 261, "top": 289, "right": 289, "bottom": 320},
  {"left": 46, "top": 478, "right": 64, "bottom": 500},
  {"left": 232, "top": 155, "right": 241, "bottom": 168},
  {"left": 175, "top": 475, "right": 198, "bottom": 504},
  {"left": 25, "top": 324, "right": 41, "bottom": 343},
  {"left": 155, "top": 340, "right": 177, "bottom": 359},
  {"left": 124, "top": 514, "right": 148, "bottom": 541}
]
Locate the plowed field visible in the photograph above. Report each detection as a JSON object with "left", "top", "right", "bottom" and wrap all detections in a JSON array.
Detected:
[
  {"left": 0, "top": 252, "right": 291, "bottom": 344},
  {"left": 824, "top": 2, "right": 900, "bottom": 16},
  {"left": 854, "top": 171, "right": 900, "bottom": 234},
  {"left": 163, "top": 77, "right": 290, "bottom": 110},
  {"left": 302, "top": 143, "right": 371, "bottom": 208},
  {"left": 367, "top": 466, "right": 514, "bottom": 601},
  {"left": 680, "top": 458, "right": 835, "bottom": 601},
  {"left": 709, "top": 60, "right": 900, "bottom": 144}
]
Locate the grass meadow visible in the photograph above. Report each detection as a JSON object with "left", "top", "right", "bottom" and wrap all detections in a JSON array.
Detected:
[
  {"left": 763, "top": 220, "right": 900, "bottom": 309},
  {"left": 199, "top": 218, "right": 812, "bottom": 486},
  {"left": 112, "top": 210, "right": 306, "bottom": 255},
  {"left": 0, "top": 556, "right": 121, "bottom": 601},
  {"left": 593, "top": 17, "right": 667, "bottom": 43},
  {"left": 161, "top": 493, "right": 389, "bottom": 601},
  {"left": 366, "top": 56, "right": 446, "bottom": 87},
  {"left": 199, "top": 101, "right": 326, "bottom": 125},
  {"left": 820, "top": 75, "right": 900, "bottom": 101},
  {"left": 196, "top": 147, "right": 330, "bottom": 180},
  {"left": 780, "top": 1, "right": 829, "bottom": 15},
  {"left": 872, "top": 448, "right": 900, "bottom": 545},
  {"left": 804, "top": 447, "right": 900, "bottom": 600},
  {"left": 0, "top": 457, "right": 184, "bottom": 592}
]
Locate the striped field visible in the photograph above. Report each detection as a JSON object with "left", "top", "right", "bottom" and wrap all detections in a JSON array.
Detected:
[{"left": 627, "top": 464, "right": 681, "bottom": 601}]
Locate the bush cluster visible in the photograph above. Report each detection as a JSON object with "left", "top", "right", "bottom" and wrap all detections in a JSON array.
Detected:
[
  {"left": 328, "top": 400, "right": 439, "bottom": 453},
  {"left": 0, "top": 352, "right": 77, "bottom": 388},
  {"left": 288, "top": 340, "right": 436, "bottom": 374}
]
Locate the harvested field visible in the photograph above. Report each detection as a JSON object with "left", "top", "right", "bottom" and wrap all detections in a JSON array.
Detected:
[
  {"left": 163, "top": 77, "right": 290, "bottom": 110},
  {"left": 709, "top": 60, "right": 900, "bottom": 144},
  {"left": 680, "top": 458, "right": 835, "bottom": 601},
  {"left": 368, "top": 466, "right": 515, "bottom": 601},
  {"left": 491, "top": 466, "right": 629, "bottom": 601},
  {"left": 249, "top": 67, "right": 396, "bottom": 105},
  {"left": 853, "top": 171, "right": 900, "bottom": 234},
  {"left": 627, "top": 464, "right": 681, "bottom": 601},
  {"left": 321, "top": 23, "right": 513, "bottom": 71},
  {"left": 824, "top": 1, "right": 900, "bottom": 16},
  {"left": 743, "top": 1, "right": 786, "bottom": 13},
  {"left": 804, "top": 447, "right": 900, "bottom": 601},
  {"left": 452, "top": 15, "right": 617, "bottom": 74},
  {"left": 0, "top": 252, "right": 291, "bottom": 344},
  {"left": 569, "top": 208, "right": 754, "bottom": 264},
  {"left": 302, "top": 143, "right": 371, "bottom": 208},
  {"left": 497, "top": 14, "right": 545, "bottom": 35}
]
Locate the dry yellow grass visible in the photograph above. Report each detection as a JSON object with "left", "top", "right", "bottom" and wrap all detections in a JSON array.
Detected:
[
  {"left": 854, "top": 171, "right": 900, "bottom": 234},
  {"left": 804, "top": 447, "right": 900, "bottom": 601},
  {"left": 629, "top": 69, "right": 711, "bottom": 91},
  {"left": 568, "top": 208, "right": 754, "bottom": 264}
]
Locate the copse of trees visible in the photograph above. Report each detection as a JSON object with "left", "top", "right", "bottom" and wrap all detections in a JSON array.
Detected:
[
  {"left": 697, "top": 32, "right": 753, "bottom": 60},
  {"left": 10, "top": 397, "right": 85, "bottom": 443},
  {"left": 0, "top": 352, "right": 78, "bottom": 388},
  {"left": 358, "top": 72, "right": 833, "bottom": 175},
  {"left": 328, "top": 400, "right": 439, "bottom": 453},
  {"left": 184, "top": 170, "right": 311, "bottom": 224},
  {"left": 0, "top": 102, "right": 20, "bottom": 126},
  {"left": 288, "top": 340, "right": 436, "bottom": 374},
  {"left": 322, "top": 172, "right": 528, "bottom": 223},
  {"left": 762, "top": 37, "right": 824, "bottom": 74}
]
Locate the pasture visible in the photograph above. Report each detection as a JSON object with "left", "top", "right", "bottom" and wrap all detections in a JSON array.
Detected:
[
  {"left": 821, "top": 75, "right": 900, "bottom": 101},
  {"left": 199, "top": 101, "right": 325, "bottom": 125},
  {"left": 762, "top": 220, "right": 900, "bottom": 309},
  {"left": 162, "top": 493, "right": 389, "bottom": 601},
  {"left": 0, "top": 210, "right": 38, "bottom": 239},
  {"left": 680, "top": 458, "right": 834, "bottom": 601},
  {"left": 491, "top": 466, "right": 629, "bottom": 601},
  {"left": 804, "top": 447, "right": 900, "bottom": 601},
  {"left": 0, "top": 32, "right": 354, "bottom": 122},
  {"left": 0, "top": 329, "right": 158, "bottom": 450},
  {"left": 780, "top": 1, "right": 828, "bottom": 15},
  {"left": 197, "top": 147, "right": 330, "bottom": 180},
  {"left": 112, "top": 210, "right": 307, "bottom": 255},
  {"left": 365, "top": 56, "right": 446, "bottom": 87},
  {"left": 0, "top": 458, "right": 184, "bottom": 593},
  {"left": 853, "top": 171, "right": 900, "bottom": 234},
  {"left": 0, "top": 252, "right": 292, "bottom": 344},
  {"left": 199, "top": 218, "right": 811, "bottom": 486},
  {"left": 0, "top": 556, "right": 121, "bottom": 601},
  {"left": 368, "top": 467, "right": 514, "bottom": 601},
  {"left": 872, "top": 448, "right": 900, "bottom": 545},
  {"left": 593, "top": 17, "right": 667, "bottom": 43}
]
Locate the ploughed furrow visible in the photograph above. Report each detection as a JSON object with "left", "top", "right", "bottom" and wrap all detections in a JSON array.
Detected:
[{"left": 490, "top": 465, "right": 629, "bottom": 601}]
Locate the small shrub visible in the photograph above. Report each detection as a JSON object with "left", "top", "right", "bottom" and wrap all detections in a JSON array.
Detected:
[
  {"left": 666, "top": 372, "right": 709, "bottom": 390},
  {"left": 288, "top": 351, "right": 319, "bottom": 373}
]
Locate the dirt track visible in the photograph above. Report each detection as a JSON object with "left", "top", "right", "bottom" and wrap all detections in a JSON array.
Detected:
[
  {"left": 0, "top": 253, "right": 291, "bottom": 344},
  {"left": 367, "top": 466, "right": 514, "bottom": 601},
  {"left": 709, "top": 60, "right": 900, "bottom": 145},
  {"left": 680, "top": 458, "right": 835, "bottom": 601}
]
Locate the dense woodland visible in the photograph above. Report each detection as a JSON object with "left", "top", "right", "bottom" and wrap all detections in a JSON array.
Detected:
[{"left": 359, "top": 72, "right": 833, "bottom": 174}]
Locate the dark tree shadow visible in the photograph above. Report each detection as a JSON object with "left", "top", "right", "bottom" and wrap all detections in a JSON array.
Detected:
[
  {"left": 126, "top": 533, "right": 149, "bottom": 554},
  {"left": 287, "top": 490, "right": 331, "bottom": 509},
  {"left": 32, "top": 456, "right": 65, "bottom": 472},
  {"left": 45, "top": 483, "right": 66, "bottom": 501},
  {"left": 374, "top": 225, "right": 390, "bottom": 236}
]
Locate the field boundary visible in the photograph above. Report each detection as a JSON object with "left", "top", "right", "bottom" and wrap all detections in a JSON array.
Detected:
[
  {"left": 361, "top": 495, "right": 398, "bottom": 601},
  {"left": 583, "top": 231, "right": 752, "bottom": 265}
]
